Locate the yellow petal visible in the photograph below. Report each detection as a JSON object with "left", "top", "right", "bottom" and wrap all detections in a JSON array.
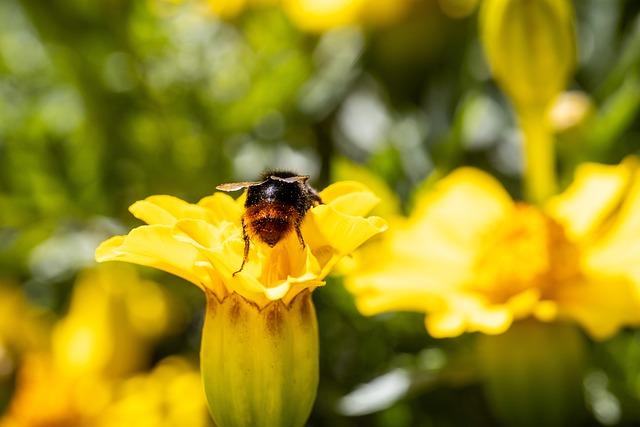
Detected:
[
  {"left": 130, "top": 195, "right": 215, "bottom": 226},
  {"left": 173, "top": 218, "right": 237, "bottom": 251},
  {"left": 349, "top": 267, "right": 449, "bottom": 315},
  {"left": 319, "top": 181, "right": 381, "bottom": 217},
  {"left": 533, "top": 300, "right": 559, "bottom": 322},
  {"left": 411, "top": 167, "right": 513, "bottom": 228},
  {"left": 236, "top": 247, "right": 322, "bottom": 306},
  {"left": 426, "top": 296, "right": 513, "bottom": 338},
  {"left": 555, "top": 276, "right": 640, "bottom": 340},
  {"left": 174, "top": 220, "right": 322, "bottom": 307},
  {"left": 304, "top": 204, "right": 387, "bottom": 277},
  {"left": 197, "top": 192, "right": 243, "bottom": 225},
  {"left": 172, "top": 218, "right": 257, "bottom": 300},
  {"left": 331, "top": 158, "right": 402, "bottom": 217},
  {"left": 346, "top": 167, "right": 514, "bottom": 331},
  {"left": 364, "top": 168, "right": 510, "bottom": 284},
  {"left": 426, "top": 311, "right": 467, "bottom": 338},
  {"left": 504, "top": 288, "right": 542, "bottom": 320},
  {"left": 346, "top": 235, "right": 472, "bottom": 316},
  {"left": 467, "top": 306, "right": 512, "bottom": 335},
  {"left": 585, "top": 161, "right": 640, "bottom": 277},
  {"left": 253, "top": 236, "right": 323, "bottom": 286},
  {"left": 546, "top": 158, "right": 637, "bottom": 240},
  {"left": 95, "top": 225, "right": 211, "bottom": 291},
  {"left": 410, "top": 167, "right": 513, "bottom": 256}
]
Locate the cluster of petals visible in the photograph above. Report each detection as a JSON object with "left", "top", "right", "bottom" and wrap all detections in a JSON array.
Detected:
[
  {"left": 96, "top": 181, "right": 387, "bottom": 308},
  {"left": 347, "top": 158, "right": 640, "bottom": 340}
]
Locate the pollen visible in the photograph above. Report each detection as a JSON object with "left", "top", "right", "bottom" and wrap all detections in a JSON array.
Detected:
[{"left": 472, "top": 203, "right": 581, "bottom": 304}]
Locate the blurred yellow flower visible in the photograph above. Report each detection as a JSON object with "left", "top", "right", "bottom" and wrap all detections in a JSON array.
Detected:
[
  {"left": 1, "top": 354, "right": 210, "bottom": 427},
  {"left": 347, "top": 158, "right": 640, "bottom": 340},
  {"left": 95, "top": 180, "right": 386, "bottom": 427},
  {"left": 204, "top": 0, "right": 411, "bottom": 31},
  {"left": 97, "top": 356, "right": 212, "bottom": 427},
  {"left": 283, "top": 0, "right": 364, "bottom": 32},
  {"left": 0, "top": 353, "right": 103, "bottom": 427},
  {"left": 0, "top": 281, "right": 50, "bottom": 356},
  {"left": 52, "top": 265, "right": 182, "bottom": 378},
  {"left": 206, "top": 0, "right": 252, "bottom": 19},
  {"left": 0, "top": 265, "right": 203, "bottom": 427}
]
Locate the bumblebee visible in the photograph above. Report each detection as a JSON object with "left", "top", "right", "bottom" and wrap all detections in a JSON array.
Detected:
[{"left": 216, "top": 169, "right": 322, "bottom": 275}]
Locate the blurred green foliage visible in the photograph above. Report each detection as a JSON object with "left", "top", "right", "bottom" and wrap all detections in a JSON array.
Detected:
[{"left": 1, "top": 0, "right": 640, "bottom": 426}]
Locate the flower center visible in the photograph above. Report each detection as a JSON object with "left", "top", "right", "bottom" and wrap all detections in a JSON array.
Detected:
[{"left": 472, "top": 203, "right": 581, "bottom": 303}]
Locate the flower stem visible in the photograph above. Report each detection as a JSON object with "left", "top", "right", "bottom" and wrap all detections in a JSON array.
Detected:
[
  {"left": 477, "top": 319, "right": 587, "bottom": 427},
  {"left": 519, "top": 105, "right": 557, "bottom": 204}
]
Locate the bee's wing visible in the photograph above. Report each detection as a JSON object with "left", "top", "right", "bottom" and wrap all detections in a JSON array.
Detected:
[
  {"left": 270, "top": 175, "right": 310, "bottom": 183},
  {"left": 215, "top": 180, "right": 264, "bottom": 192}
]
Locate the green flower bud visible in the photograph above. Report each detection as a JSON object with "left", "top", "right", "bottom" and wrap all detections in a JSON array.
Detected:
[
  {"left": 480, "top": 0, "right": 576, "bottom": 110},
  {"left": 200, "top": 290, "right": 318, "bottom": 427}
]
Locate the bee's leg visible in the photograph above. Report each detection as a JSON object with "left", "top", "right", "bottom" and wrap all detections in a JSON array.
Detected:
[
  {"left": 233, "top": 218, "right": 251, "bottom": 276},
  {"left": 295, "top": 224, "right": 306, "bottom": 249}
]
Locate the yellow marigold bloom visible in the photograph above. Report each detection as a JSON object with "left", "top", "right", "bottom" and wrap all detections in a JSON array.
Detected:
[
  {"left": 347, "top": 158, "right": 640, "bottom": 341},
  {"left": 203, "top": 0, "right": 411, "bottom": 32},
  {"left": 52, "top": 265, "right": 180, "bottom": 378},
  {"left": 0, "top": 266, "right": 200, "bottom": 427},
  {"left": 283, "top": 0, "right": 410, "bottom": 32},
  {"left": 0, "top": 354, "right": 211, "bottom": 427},
  {"left": 282, "top": 0, "right": 363, "bottom": 32},
  {"left": 98, "top": 356, "right": 212, "bottom": 427},
  {"left": 96, "top": 181, "right": 385, "bottom": 307},
  {"left": 95, "top": 180, "right": 386, "bottom": 427}
]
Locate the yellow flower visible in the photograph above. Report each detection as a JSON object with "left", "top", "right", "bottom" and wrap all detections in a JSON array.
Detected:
[
  {"left": 96, "top": 181, "right": 385, "bottom": 306},
  {"left": 202, "top": 0, "right": 411, "bottom": 32},
  {"left": 282, "top": 0, "right": 364, "bottom": 32},
  {"left": 98, "top": 356, "right": 212, "bottom": 427},
  {"left": 283, "top": 0, "right": 410, "bottom": 32},
  {"left": 0, "top": 280, "right": 49, "bottom": 355},
  {"left": 0, "top": 265, "right": 197, "bottom": 427},
  {"left": 0, "top": 353, "right": 99, "bottom": 427},
  {"left": 95, "top": 180, "right": 386, "bottom": 427},
  {"left": 52, "top": 265, "right": 181, "bottom": 378},
  {"left": 1, "top": 354, "right": 212, "bottom": 427},
  {"left": 347, "top": 158, "right": 640, "bottom": 341}
]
